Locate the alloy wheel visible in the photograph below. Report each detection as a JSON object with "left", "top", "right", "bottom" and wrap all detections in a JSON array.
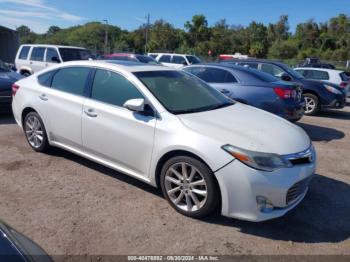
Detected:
[
  {"left": 304, "top": 97, "right": 316, "bottom": 113},
  {"left": 25, "top": 115, "right": 44, "bottom": 149},
  {"left": 164, "top": 162, "right": 208, "bottom": 212}
]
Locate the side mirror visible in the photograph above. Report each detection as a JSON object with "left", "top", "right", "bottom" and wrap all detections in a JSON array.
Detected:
[
  {"left": 182, "top": 61, "right": 188, "bottom": 66},
  {"left": 51, "top": 56, "right": 60, "bottom": 63},
  {"left": 281, "top": 73, "right": 292, "bottom": 81},
  {"left": 123, "top": 98, "right": 145, "bottom": 112}
]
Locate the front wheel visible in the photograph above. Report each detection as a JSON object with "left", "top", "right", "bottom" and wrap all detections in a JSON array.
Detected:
[
  {"left": 160, "top": 156, "right": 220, "bottom": 218},
  {"left": 303, "top": 93, "right": 320, "bottom": 115},
  {"left": 23, "top": 112, "right": 50, "bottom": 152}
]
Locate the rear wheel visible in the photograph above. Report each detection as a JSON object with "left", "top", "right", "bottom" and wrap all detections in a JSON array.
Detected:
[
  {"left": 303, "top": 93, "right": 320, "bottom": 115},
  {"left": 23, "top": 112, "right": 50, "bottom": 152},
  {"left": 22, "top": 71, "right": 31, "bottom": 77},
  {"left": 160, "top": 156, "right": 220, "bottom": 218}
]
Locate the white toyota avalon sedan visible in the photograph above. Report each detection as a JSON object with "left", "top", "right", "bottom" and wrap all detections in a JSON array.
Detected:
[{"left": 12, "top": 61, "right": 316, "bottom": 222}]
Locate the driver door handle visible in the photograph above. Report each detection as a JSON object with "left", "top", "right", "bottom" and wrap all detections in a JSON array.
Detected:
[
  {"left": 39, "top": 94, "right": 48, "bottom": 101},
  {"left": 84, "top": 108, "right": 98, "bottom": 117},
  {"left": 220, "top": 89, "right": 230, "bottom": 94}
]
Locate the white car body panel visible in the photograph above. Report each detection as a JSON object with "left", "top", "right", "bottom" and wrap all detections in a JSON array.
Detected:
[{"left": 12, "top": 61, "right": 316, "bottom": 222}]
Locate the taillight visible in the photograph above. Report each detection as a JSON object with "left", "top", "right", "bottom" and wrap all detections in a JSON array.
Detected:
[
  {"left": 339, "top": 82, "right": 348, "bottom": 88},
  {"left": 12, "top": 84, "right": 20, "bottom": 96},
  {"left": 274, "top": 87, "right": 296, "bottom": 99}
]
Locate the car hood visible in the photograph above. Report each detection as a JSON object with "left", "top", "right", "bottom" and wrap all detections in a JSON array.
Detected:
[{"left": 177, "top": 103, "right": 311, "bottom": 155}]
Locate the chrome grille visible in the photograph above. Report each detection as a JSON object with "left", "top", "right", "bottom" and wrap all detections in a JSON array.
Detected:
[{"left": 286, "top": 176, "right": 313, "bottom": 205}]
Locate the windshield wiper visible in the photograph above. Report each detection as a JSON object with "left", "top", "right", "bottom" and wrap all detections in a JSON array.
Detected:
[
  {"left": 207, "top": 102, "right": 234, "bottom": 111},
  {"left": 174, "top": 102, "right": 234, "bottom": 115}
]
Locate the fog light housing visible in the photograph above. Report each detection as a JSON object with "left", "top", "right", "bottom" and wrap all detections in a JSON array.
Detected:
[{"left": 256, "top": 196, "right": 274, "bottom": 213}]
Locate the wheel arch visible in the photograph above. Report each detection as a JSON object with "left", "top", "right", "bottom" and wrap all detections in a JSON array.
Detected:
[
  {"left": 302, "top": 89, "right": 320, "bottom": 99},
  {"left": 154, "top": 150, "right": 218, "bottom": 189},
  {"left": 19, "top": 66, "right": 33, "bottom": 76},
  {"left": 21, "top": 107, "right": 37, "bottom": 126}
]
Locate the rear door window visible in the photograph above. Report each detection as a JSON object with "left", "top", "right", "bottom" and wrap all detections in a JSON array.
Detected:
[
  {"left": 239, "top": 62, "right": 259, "bottom": 69},
  {"left": 201, "top": 68, "right": 237, "bottom": 83},
  {"left": 185, "top": 67, "right": 237, "bottom": 83},
  {"left": 295, "top": 69, "right": 307, "bottom": 77},
  {"left": 51, "top": 67, "right": 90, "bottom": 96},
  {"left": 260, "top": 63, "right": 285, "bottom": 78},
  {"left": 46, "top": 48, "right": 60, "bottom": 62},
  {"left": 159, "top": 55, "right": 171, "bottom": 63},
  {"left": 172, "top": 55, "right": 187, "bottom": 65},
  {"left": 30, "top": 47, "right": 46, "bottom": 61},
  {"left": 38, "top": 70, "right": 57, "bottom": 87},
  {"left": 18, "top": 46, "right": 30, "bottom": 60},
  {"left": 308, "top": 70, "right": 329, "bottom": 80}
]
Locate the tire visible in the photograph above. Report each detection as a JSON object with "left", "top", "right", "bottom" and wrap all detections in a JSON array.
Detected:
[
  {"left": 160, "top": 156, "right": 220, "bottom": 218},
  {"left": 303, "top": 93, "right": 320, "bottom": 115},
  {"left": 23, "top": 111, "right": 50, "bottom": 152},
  {"left": 22, "top": 72, "right": 31, "bottom": 77}
]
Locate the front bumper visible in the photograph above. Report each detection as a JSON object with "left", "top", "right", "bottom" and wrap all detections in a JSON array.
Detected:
[{"left": 214, "top": 157, "right": 316, "bottom": 222}]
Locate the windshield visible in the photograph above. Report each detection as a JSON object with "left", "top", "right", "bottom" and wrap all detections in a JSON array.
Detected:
[
  {"left": 186, "top": 55, "right": 201, "bottom": 65},
  {"left": 59, "top": 48, "right": 91, "bottom": 62},
  {"left": 134, "top": 70, "right": 234, "bottom": 114},
  {"left": 136, "top": 55, "right": 159, "bottom": 64},
  {"left": 0, "top": 60, "right": 10, "bottom": 72}
]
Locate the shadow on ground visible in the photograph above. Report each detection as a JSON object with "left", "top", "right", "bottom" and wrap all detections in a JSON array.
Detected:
[
  {"left": 315, "top": 109, "right": 350, "bottom": 120},
  {"left": 204, "top": 175, "right": 350, "bottom": 243},
  {"left": 48, "top": 147, "right": 350, "bottom": 244},
  {"left": 297, "top": 122, "right": 345, "bottom": 142},
  {"left": 46, "top": 147, "right": 162, "bottom": 197},
  {"left": 0, "top": 113, "right": 15, "bottom": 125}
]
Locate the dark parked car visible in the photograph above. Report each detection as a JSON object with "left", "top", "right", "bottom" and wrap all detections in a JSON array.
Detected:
[
  {"left": 0, "top": 220, "right": 52, "bottom": 261},
  {"left": 183, "top": 63, "right": 305, "bottom": 121},
  {"left": 0, "top": 60, "right": 23, "bottom": 113},
  {"left": 300, "top": 57, "right": 335, "bottom": 69},
  {"left": 224, "top": 59, "right": 347, "bottom": 115},
  {"left": 102, "top": 53, "right": 160, "bottom": 64}
]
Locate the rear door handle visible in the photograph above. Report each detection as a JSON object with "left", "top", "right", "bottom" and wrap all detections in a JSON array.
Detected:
[
  {"left": 220, "top": 89, "right": 230, "bottom": 94},
  {"left": 39, "top": 94, "right": 48, "bottom": 101},
  {"left": 84, "top": 108, "right": 98, "bottom": 117}
]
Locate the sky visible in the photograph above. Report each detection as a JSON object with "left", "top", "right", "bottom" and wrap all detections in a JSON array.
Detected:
[{"left": 0, "top": 0, "right": 349, "bottom": 33}]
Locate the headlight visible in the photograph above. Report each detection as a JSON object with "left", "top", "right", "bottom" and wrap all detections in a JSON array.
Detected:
[
  {"left": 324, "top": 84, "right": 342, "bottom": 95},
  {"left": 222, "top": 145, "right": 292, "bottom": 172}
]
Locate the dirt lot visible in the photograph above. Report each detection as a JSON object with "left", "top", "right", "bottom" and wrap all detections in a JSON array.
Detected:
[{"left": 0, "top": 104, "right": 349, "bottom": 256}]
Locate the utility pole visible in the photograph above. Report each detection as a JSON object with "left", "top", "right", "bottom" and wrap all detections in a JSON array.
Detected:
[
  {"left": 103, "top": 19, "right": 108, "bottom": 55},
  {"left": 145, "top": 13, "right": 150, "bottom": 54}
]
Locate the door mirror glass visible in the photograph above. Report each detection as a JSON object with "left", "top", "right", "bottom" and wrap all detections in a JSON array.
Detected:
[
  {"left": 51, "top": 56, "right": 60, "bottom": 63},
  {"left": 281, "top": 73, "right": 292, "bottom": 81},
  {"left": 123, "top": 98, "right": 145, "bottom": 112}
]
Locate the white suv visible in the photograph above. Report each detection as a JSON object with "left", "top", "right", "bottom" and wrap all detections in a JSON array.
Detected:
[
  {"left": 15, "top": 44, "right": 91, "bottom": 76},
  {"left": 148, "top": 53, "right": 201, "bottom": 68}
]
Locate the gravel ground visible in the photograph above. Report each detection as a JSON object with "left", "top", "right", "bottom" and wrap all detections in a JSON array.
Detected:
[{"left": 0, "top": 104, "right": 349, "bottom": 256}]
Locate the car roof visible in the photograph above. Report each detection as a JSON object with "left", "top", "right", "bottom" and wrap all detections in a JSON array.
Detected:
[
  {"left": 150, "top": 53, "right": 197, "bottom": 56},
  {"left": 53, "top": 60, "right": 172, "bottom": 72},
  {"left": 20, "top": 44, "right": 86, "bottom": 50},
  {"left": 294, "top": 67, "right": 344, "bottom": 73},
  {"left": 185, "top": 62, "right": 260, "bottom": 73},
  {"left": 223, "top": 59, "right": 286, "bottom": 66}
]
